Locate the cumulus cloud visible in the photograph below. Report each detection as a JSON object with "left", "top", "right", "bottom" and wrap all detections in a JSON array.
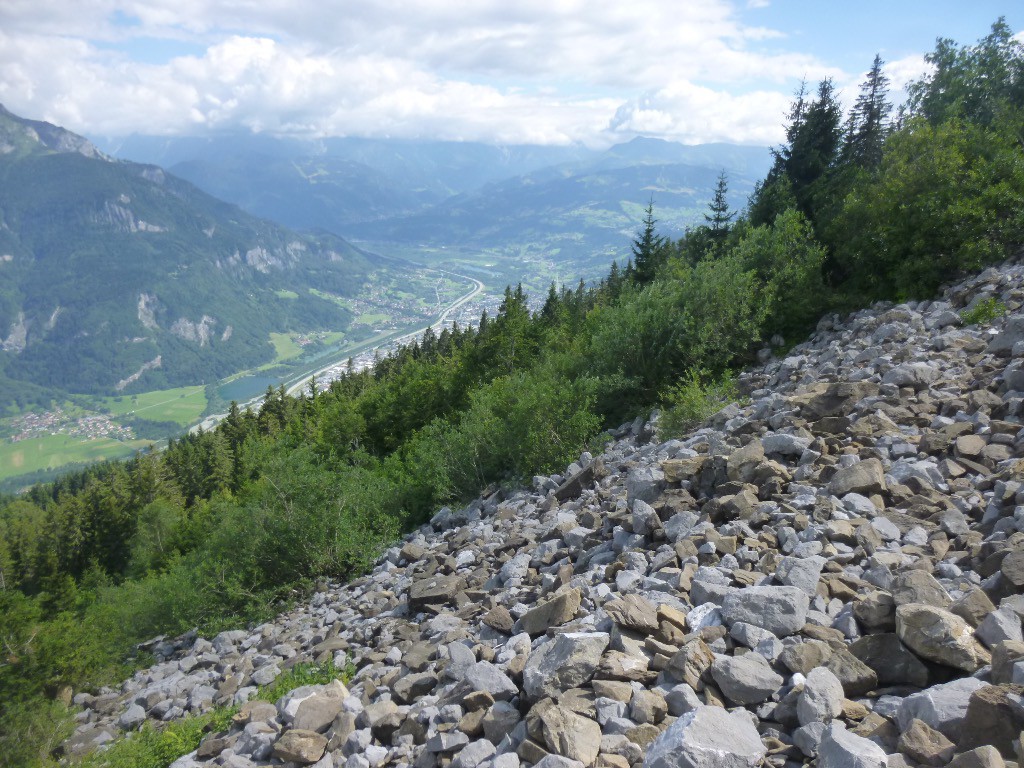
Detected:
[
  {"left": 0, "top": 0, "right": 864, "bottom": 146},
  {"left": 608, "top": 81, "right": 790, "bottom": 145}
]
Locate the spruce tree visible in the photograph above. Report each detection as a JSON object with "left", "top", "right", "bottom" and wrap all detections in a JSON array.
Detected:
[
  {"left": 844, "top": 54, "right": 892, "bottom": 170},
  {"left": 631, "top": 199, "right": 668, "bottom": 284},
  {"left": 704, "top": 170, "right": 735, "bottom": 241}
]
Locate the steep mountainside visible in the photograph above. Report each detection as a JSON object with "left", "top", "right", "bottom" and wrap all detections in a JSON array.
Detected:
[
  {"left": 0, "top": 105, "right": 377, "bottom": 396},
  {"left": 66, "top": 260, "right": 1024, "bottom": 768}
]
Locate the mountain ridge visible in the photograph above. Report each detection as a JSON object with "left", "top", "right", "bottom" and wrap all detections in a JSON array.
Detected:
[{"left": 0, "top": 106, "right": 380, "bottom": 398}]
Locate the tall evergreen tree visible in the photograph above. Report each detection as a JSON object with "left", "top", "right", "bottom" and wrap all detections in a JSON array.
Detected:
[
  {"left": 704, "top": 170, "right": 735, "bottom": 241},
  {"left": 844, "top": 54, "right": 892, "bottom": 170},
  {"left": 631, "top": 199, "right": 669, "bottom": 284},
  {"left": 786, "top": 78, "right": 844, "bottom": 220}
]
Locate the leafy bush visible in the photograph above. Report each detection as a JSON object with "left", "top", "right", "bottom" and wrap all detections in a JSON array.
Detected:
[
  {"left": 960, "top": 296, "right": 1008, "bottom": 325},
  {"left": 658, "top": 370, "right": 740, "bottom": 438}
]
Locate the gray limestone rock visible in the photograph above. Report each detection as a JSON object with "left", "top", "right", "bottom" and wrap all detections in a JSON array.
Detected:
[
  {"left": 775, "top": 555, "right": 826, "bottom": 595},
  {"left": 896, "top": 677, "right": 988, "bottom": 742},
  {"left": 643, "top": 706, "right": 767, "bottom": 768},
  {"left": 817, "top": 723, "right": 888, "bottom": 768},
  {"left": 523, "top": 632, "right": 609, "bottom": 701},
  {"left": 797, "top": 667, "right": 844, "bottom": 726},
  {"left": 710, "top": 653, "right": 784, "bottom": 706},
  {"left": 721, "top": 585, "right": 809, "bottom": 637}
]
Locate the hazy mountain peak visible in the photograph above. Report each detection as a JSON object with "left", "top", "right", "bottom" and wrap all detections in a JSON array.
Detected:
[{"left": 0, "top": 104, "right": 106, "bottom": 160}]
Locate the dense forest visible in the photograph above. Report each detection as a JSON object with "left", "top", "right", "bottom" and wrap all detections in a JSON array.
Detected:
[{"left": 2, "top": 21, "right": 1024, "bottom": 766}]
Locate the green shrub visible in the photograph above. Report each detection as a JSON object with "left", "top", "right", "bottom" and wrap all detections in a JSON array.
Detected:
[
  {"left": 69, "top": 662, "right": 349, "bottom": 768},
  {"left": 658, "top": 370, "right": 740, "bottom": 438},
  {"left": 960, "top": 296, "right": 1007, "bottom": 325}
]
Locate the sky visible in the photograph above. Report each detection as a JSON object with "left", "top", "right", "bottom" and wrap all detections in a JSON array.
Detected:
[{"left": 0, "top": 1, "right": 1021, "bottom": 148}]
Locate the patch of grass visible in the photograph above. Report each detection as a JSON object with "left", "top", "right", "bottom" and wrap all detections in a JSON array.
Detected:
[
  {"left": 274, "top": 289, "right": 299, "bottom": 299},
  {"left": 354, "top": 313, "right": 392, "bottom": 325},
  {"left": 67, "top": 661, "right": 351, "bottom": 768},
  {"left": 268, "top": 333, "right": 304, "bottom": 363},
  {"left": 0, "top": 436, "right": 152, "bottom": 482},
  {"left": 101, "top": 387, "right": 207, "bottom": 426}
]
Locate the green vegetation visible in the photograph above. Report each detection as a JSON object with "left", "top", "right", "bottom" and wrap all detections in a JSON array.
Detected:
[
  {"left": 961, "top": 297, "right": 1008, "bottom": 326},
  {"left": 72, "top": 662, "right": 348, "bottom": 768},
  {"left": 101, "top": 386, "right": 208, "bottom": 426},
  {"left": 0, "top": 435, "right": 152, "bottom": 483},
  {"left": 268, "top": 333, "right": 304, "bottom": 364},
  {"left": 2, "top": 21, "right": 1023, "bottom": 767},
  {"left": 658, "top": 371, "right": 741, "bottom": 438}
]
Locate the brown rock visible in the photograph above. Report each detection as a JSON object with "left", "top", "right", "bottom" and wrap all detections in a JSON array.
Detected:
[
  {"left": 662, "top": 456, "right": 708, "bottom": 482},
  {"left": 947, "top": 745, "right": 1007, "bottom": 768},
  {"left": 955, "top": 434, "right": 987, "bottom": 458},
  {"left": 273, "top": 730, "right": 328, "bottom": 764},
  {"left": 991, "top": 640, "right": 1024, "bottom": 684},
  {"left": 823, "top": 648, "right": 878, "bottom": 696},
  {"left": 779, "top": 639, "right": 833, "bottom": 675},
  {"left": 828, "top": 458, "right": 886, "bottom": 496},
  {"left": 483, "top": 605, "right": 515, "bottom": 633},
  {"left": 896, "top": 603, "right": 990, "bottom": 672},
  {"left": 891, "top": 570, "right": 952, "bottom": 609},
  {"left": 960, "top": 684, "right": 1024, "bottom": 758},
  {"left": 604, "top": 594, "right": 659, "bottom": 634},
  {"left": 665, "top": 638, "right": 714, "bottom": 690},
  {"left": 540, "top": 706, "right": 602, "bottom": 766},
  {"left": 952, "top": 589, "right": 998, "bottom": 628},
  {"left": 898, "top": 718, "right": 955, "bottom": 766},
  {"left": 1000, "top": 550, "right": 1024, "bottom": 588},
  {"left": 518, "top": 588, "right": 582, "bottom": 636}
]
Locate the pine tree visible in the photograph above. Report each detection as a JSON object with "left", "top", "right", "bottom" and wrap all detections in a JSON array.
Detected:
[
  {"left": 844, "top": 54, "right": 892, "bottom": 170},
  {"left": 786, "top": 78, "right": 844, "bottom": 221},
  {"left": 631, "top": 199, "right": 668, "bottom": 284},
  {"left": 704, "top": 170, "right": 735, "bottom": 241}
]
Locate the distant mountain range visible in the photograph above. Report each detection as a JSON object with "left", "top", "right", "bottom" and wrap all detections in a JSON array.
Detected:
[
  {"left": 0, "top": 105, "right": 379, "bottom": 398},
  {"left": 98, "top": 133, "right": 773, "bottom": 272}
]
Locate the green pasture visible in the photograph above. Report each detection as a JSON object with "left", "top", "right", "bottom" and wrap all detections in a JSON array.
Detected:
[
  {"left": 100, "top": 386, "right": 207, "bottom": 426},
  {"left": 0, "top": 435, "right": 152, "bottom": 482}
]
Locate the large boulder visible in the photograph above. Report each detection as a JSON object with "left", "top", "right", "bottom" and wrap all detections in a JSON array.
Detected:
[
  {"left": 523, "top": 632, "right": 609, "bottom": 701},
  {"left": 721, "top": 586, "right": 809, "bottom": 638},
  {"left": 643, "top": 706, "right": 767, "bottom": 768},
  {"left": 828, "top": 458, "right": 886, "bottom": 497},
  {"left": 896, "top": 603, "right": 990, "bottom": 672}
]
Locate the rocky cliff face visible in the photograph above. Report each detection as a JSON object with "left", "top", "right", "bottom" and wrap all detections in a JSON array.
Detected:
[{"left": 66, "top": 260, "right": 1024, "bottom": 768}]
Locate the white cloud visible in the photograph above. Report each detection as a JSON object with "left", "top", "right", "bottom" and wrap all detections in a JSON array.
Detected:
[
  {"left": 608, "top": 81, "right": 790, "bottom": 145},
  {"left": 0, "top": 0, "right": 850, "bottom": 146}
]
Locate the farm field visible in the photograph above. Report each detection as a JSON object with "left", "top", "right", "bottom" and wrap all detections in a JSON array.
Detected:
[{"left": 0, "top": 434, "right": 153, "bottom": 483}]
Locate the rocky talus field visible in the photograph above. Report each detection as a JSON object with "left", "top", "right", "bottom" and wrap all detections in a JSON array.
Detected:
[{"left": 67, "top": 260, "right": 1024, "bottom": 768}]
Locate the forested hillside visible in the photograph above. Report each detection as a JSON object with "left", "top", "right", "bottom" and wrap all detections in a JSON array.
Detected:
[
  {"left": 0, "top": 105, "right": 376, "bottom": 402},
  {"left": 1, "top": 20, "right": 1023, "bottom": 767}
]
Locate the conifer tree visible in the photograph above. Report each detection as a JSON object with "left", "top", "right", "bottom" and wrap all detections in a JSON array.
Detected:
[
  {"left": 704, "top": 170, "right": 735, "bottom": 241},
  {"left": 631, "top": 199, "right": 669, "bottom": 284},
  {"left": 844, "top": 54, "right": 891, "bottom": 170}
]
